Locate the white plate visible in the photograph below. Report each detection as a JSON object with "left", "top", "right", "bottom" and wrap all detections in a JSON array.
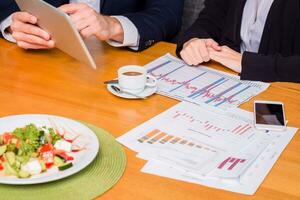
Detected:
[
  {"left": 107, "top": 84, "right": 157, "bottom": 99},
  {"left": 0, "top": 114, "right": 99, "bottom": 185}
]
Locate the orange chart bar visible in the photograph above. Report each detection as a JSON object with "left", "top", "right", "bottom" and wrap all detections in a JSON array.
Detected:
[
  {"left": 138, "top": 129, "right": 160, "bottom": 143},
  {"left": 148, "top": 132, "right": 167, "bottom": 144},
  {"left": 159, "top": 135, "right": 174, "bottom": 144}
]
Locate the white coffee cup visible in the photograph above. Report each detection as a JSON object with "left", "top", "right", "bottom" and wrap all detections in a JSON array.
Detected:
[{"left": 118, "top": 65, "right": 157, "bottom": 94}]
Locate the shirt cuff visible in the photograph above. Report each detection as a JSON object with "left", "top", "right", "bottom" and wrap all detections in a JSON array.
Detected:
[
  {"left": 107, "top": 15, "right": 140, "bottom": 51},
  {"left": 0, "top": 15, "right": 16, "bottom": 43}
]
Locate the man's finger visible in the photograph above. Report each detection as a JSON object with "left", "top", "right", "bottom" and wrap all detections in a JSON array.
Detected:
[
  {"left": 74, "top": 19, "right": 90, "bottom": 31},
  {"left": 12, "top": 12, "right": 37, "bottom": 24},
  {"left": 12, "top": 22, "right": 51, "bottom": 40},
  {"left": 12, "top": 32, "right": 54, "bottom": 47},
  {"left": 59, "top": 3, "right": 89, "bottom": 14},
  {"left": 80, "top": 26, "right": 94, "bottom": 38},
  {"left": 16, "top": 41, "right": 54, "bottom": 50}
]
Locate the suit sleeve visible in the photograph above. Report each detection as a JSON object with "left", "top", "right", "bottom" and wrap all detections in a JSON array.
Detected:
[
  {"left": 241, "top": 52, "right": 300, "bottom": 82},
  {"left": 0, "top": 1, "right": 19, "bottom": 22},
  {"left": 122, "top": 0, "right": 183, "bottom": 51},
  {"left": 176, "top": 0, "right": 230, "bottom": 56}
]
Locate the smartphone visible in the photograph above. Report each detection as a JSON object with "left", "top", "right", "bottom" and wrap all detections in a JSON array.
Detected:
[{"left": 254, "top": 100, "right": 287, "bottom": 131}]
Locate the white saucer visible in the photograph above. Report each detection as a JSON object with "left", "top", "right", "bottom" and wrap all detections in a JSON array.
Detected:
[{"left": 107, "top": 84, "right": 157, "bottom": 99}]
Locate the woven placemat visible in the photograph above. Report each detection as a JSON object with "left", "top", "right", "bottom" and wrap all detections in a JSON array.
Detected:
[{"left": 0, "top": 122, "right": 127, "bottom": 200}]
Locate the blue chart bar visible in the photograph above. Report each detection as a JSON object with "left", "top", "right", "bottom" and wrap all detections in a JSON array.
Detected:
[
  {"left": 188, "top": 77, "right": 227, "bottom": 99},
  {"left": 205, "top": 83, "right": 243, "bottom": 104},
  {"left": 147, "top": 60, "right": 172, "bottom": 73},
  {"left": 169, "top": 72, "right": 207, "bottom": 93},
  {"left": 158, "top": 65, "right": 185, "bottom": 80},
  {"left": 214, "top": 85, "right": 252, "bottom": 107}
]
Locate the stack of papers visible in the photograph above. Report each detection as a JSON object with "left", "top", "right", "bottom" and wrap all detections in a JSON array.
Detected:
[{"left": 117, "top": 102, "right": 298, "bottom": 195}]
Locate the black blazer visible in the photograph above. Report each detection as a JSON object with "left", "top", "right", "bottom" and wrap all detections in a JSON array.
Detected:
[
  {"left": 176, "top": 0, "right": 300, "bottom": 83},
  {"left": 0, "top": 0, "right": 183, "bottom": 51}
]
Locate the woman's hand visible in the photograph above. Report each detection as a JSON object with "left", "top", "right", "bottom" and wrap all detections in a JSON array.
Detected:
[
  {"left": 209, "top": 46, "right": 242, "bottom": 73},
  {"left": 180, "top": 38, "right": 221, "bottom": 66}
]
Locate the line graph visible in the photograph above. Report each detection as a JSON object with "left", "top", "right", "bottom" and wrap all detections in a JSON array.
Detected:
[{"left": 145, "top": 54, "right": 270, "bottom": 109}]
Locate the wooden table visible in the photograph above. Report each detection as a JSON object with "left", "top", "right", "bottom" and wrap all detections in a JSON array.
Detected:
[{"left": 0, "top": 38, "right": 300, "bottom": 200}]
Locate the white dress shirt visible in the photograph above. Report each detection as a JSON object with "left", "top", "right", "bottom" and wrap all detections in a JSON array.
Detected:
[
  {"left": 240, "top": 0, "right": 274, "bottom": 53},
  {"left": 0, "top": 0, "right": 139, "bottom": 49}
]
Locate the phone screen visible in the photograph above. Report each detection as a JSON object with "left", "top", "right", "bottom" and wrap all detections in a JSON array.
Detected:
[{"left": 255, "top": 103, "right": 285, "bottom": 126}]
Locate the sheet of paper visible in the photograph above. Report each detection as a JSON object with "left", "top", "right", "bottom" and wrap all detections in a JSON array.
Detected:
[
  {"left": 145, "top": 54, "right": 269, "bottom": 109},
  {"left": 117, "top": 102, "right": 276, "bottom": 176},
  {"left": 140, "top": 108, "right": 298, "bottom": 195}
]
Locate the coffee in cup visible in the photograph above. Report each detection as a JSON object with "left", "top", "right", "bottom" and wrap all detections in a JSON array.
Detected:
[{"left": 118, "top": 65, "right": 157, "bottom": 94}]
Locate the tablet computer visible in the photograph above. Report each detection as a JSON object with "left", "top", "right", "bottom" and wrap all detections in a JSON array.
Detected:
[{"left": 15, "top": 0, "right": 97, "bottom": 69}]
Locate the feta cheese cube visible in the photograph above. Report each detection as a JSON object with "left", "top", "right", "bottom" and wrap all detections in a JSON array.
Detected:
[
  {"left": 54, "top": 140, "right": 72, "bottom": 152},
  {"left": 21, "top": 159, "right": 42, "bottom": 175}
]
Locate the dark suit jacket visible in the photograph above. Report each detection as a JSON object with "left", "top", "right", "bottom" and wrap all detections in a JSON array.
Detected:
[
  {"left": 176, "top": 0, "right": 300, "bottom": 83},
  {"left": 0, "top": 0, "right": 183, "bottom": 51}
]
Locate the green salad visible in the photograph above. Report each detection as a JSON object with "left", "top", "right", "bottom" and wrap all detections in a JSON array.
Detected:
[{"left": 0, "top": 124, "right": 76, "bottom": 178}]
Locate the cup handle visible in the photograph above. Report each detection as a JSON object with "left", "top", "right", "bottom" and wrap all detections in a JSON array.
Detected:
[{"left": 146, "top": 75, "right": 157, "bottom": 87}]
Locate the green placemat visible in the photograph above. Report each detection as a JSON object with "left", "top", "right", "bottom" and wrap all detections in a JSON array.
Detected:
[{"left": 0, "top": 122, "right": 127, "bottom": 200}]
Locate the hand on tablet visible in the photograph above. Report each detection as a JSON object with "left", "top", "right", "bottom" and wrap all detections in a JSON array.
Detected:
[
  {"left": 10, "top": 12, "right": 55, "bottom": 49},
  {"left": 59, "top": 3, "right": 124, "bottom": 43}
]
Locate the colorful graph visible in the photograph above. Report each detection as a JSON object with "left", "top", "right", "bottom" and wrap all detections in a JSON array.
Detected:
[
  {"left": 145, "top": 54, "right": 269, "bottom": 109},
  {"left": 137, "top": 129, "right": 217, "bottom": 153},
  {"left": 217, "top": 157, "right": 246, "bottom": 171}
]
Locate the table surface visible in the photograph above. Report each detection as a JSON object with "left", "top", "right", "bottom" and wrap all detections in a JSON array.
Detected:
[{"left": 0, "top": 38, "right": 300, "bottom": 200}]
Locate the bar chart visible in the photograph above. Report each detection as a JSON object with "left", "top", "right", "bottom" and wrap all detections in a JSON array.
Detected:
[
  {"left": 145, "top": 54, "right": 269, "bottom": 109},
  {"left": 171, "top": 109, "right": 253, "bottom": 138},
  {"left": 217, "top": 157, "right": 247, "bottom": 171},
  {"left": 137, "top": 129, "right": 218, "bottom": 154}
]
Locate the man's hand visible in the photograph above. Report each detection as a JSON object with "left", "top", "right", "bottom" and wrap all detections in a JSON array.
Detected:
[
  {"left": 10, "top": 12, "right": 55, "bottom": 49},
  {"left": 59, "top": 3, "right": 124, "bottom": 43},
  {"left": 209, "top": 46, "right": 242, "bottom": 73},
  {"left": 180, "top": 38, "right": 221, "bottom": 66}
]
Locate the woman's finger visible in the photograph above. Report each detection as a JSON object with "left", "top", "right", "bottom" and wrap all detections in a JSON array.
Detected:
[
  {"left": 206, "top": 39, "right": 221, "bottom": 51},
  {"left": 180, "top": 50, "right": 194, "bottom": 66},
  {"left": 185, "top": 46, "right": 201, "bottom": 65},
  {"left": 197, "top": 41, "right": 210, "bottom": 62}
]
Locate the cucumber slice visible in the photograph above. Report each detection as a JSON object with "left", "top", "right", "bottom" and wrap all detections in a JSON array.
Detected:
[
  {"left": 18, "top": 170, "right": 31, "bottom": 178},
  {"left": 16, "top": 155, "right": 30, "bottom": 164},
  {"left": 39, "top": 160, "right": 47, "bottom": 172},
  {"left": 54, "top": 156, "right": 66, "bottom": 167},
  {"left": 15, "top": 160, "right": 21, "bottom": 169},
  {"left": 5, "top": 152, "right": 16, "bottom": 166},
  {"left": 6, "top": 144, "right": 16, "bottom": 152},
  {"left": 0, "top": 145, "right": 6, "bottom": 156},
  {"left": 58, "top": 162, "right": 73, "bottom": 171},
  {"left": 4, "top": 162, "right": 18, "bottom": 176}
]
